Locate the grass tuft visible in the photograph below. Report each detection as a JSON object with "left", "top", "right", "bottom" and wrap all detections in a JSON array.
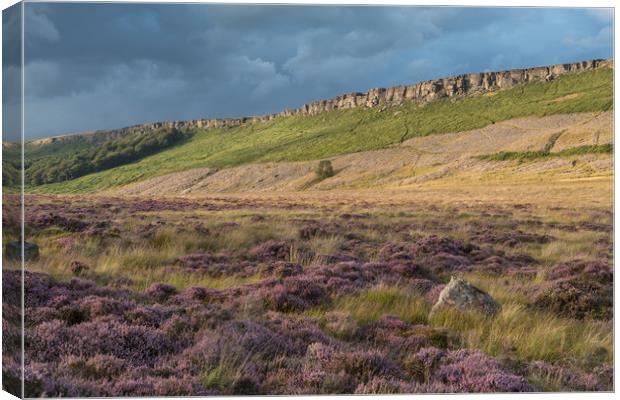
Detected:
[{"left": 331, "top": 284, "right": 430, "bottom": 325}]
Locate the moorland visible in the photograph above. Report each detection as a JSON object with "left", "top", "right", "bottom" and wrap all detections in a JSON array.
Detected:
[{"left": 2, "top": 59, "right": 614, "bottom": 396}]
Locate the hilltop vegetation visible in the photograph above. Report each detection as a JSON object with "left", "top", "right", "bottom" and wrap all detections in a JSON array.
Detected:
[
  {"left": 22, "top": 128, "right": 189, "bottom": 185},
  {"left": 21, "top": 66, "right": 613, "bottom": 193},
  {"left": 3, "top": 128, "right": 130, "bottom": 164},
  {"left": 2, "top": 160, "right": 20, "bottom": 187}
]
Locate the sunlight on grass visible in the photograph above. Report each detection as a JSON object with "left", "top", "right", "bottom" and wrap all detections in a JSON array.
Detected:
[
  {"left": 130, "top": 270, "right": 262, "bottom": 291},
  {"left": 429, "top": 304, "right": 612, "bottom": 364},
  {"left": 331, "top": 284, "right": 430, "bottom": 325},
  {"left": 538, "top": 230, "right": 607, "bottom": 264}
]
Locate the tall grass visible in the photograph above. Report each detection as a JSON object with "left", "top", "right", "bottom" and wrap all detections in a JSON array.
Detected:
[
  {"left": 429, "top": 304, "right": 612, "bottom": 363},
  {"left": 330, "top": 284, "right": 430, "bottom": 325}
]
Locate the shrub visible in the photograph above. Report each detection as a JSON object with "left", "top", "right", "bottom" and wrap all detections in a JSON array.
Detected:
[
  {"left": 262, "top": 277, "right": 329, "bottom": 312},
  {"left": 145, "top": 283, "right": 177, "bottom": 301},
  {"left": 533, "top": 279, "right": 612, "bottom": 320},
  {"left": 408, "top": 347, "right": 536, "bottom": 393},
  {"left": 248, "top": 240, "right": 290, "bottom": 261},
  {"left": 315, "top": 160, "right": 335, "bottom": 180},
  {"left": 533, "top": 260, "right": 613, "bottom": 319}
]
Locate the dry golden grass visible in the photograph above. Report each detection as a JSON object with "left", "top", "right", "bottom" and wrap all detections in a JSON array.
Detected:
[
  {"left": 429, "top": 304, "right": 612, "bottom": 363},
  {"left": 331, "top": 283, "right": 430, "bottom": 325}
]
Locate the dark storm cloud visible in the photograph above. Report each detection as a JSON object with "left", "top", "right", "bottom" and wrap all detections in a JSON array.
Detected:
[
  {"left": 2, "top": 3, "right": 22, "bottom": 141},
  {"left": 15, "top": 4, "right": 613, "bottom": 139}
]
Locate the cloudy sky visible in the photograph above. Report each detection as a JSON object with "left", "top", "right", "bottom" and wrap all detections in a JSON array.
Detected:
[{"left": 2, "top": 3, "right": 614, "bottom": 140}]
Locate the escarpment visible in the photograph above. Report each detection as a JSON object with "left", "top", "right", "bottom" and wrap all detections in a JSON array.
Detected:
[{"left": 33, "top": 58, "right": 613, "bottom": 142}]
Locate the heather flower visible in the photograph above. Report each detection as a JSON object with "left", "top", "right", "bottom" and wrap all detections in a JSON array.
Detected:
[
  {"left": 248, "top": 240, "right": 290, "bottom": 261},
  {"left": 145, "top": 283, "right": 177, "bottom": 301},
  {"left": 527, "top": 360, "right": 609, "bottom": 391},
  {"left": 432, "top": 349, "right": 535, "bottom": 392},
  {"left": 76, "top": 295, "right": 132, "bottom": 319},
  {"left": 303, "top": 342, "right": 403, "bottom": 393},
  {"left": 415, "top": 347, "right": 447, "bottom": 370},
  {"left": 471, "top": 230, "right": 552, "bottom": 247},
  {"left": 61, "top": 354, "right": 126, "bottom": 380},
  {"left": 258, "top": 261, "right": 303, "bottom": 278},
  {"left": 533, "top": 279, "right": 612, "bottom": 319},
  {"left": 546, "top": 260, "right": 612, "bottom": 283},
  {"left": 177, "top": 286, "right": 212, "bottom": 301},
  {"left": 262, "top": 276, "right": 329, "bottom": 312},
  {"left": 264, "top": 312, "right": 334, "bottom": 354},
  {"left": 123, "top": 305, "right": 164, "bottom": 327},
  {"left": 410, "top": 236, "right": 470, "bottom": 257},
  {"left": 68, "top": 277, "right": 96, "bottom": 291}
]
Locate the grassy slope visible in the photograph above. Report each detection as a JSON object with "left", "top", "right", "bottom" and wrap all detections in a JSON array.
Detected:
[{"left": 32, "top": 67, "right": 612, "bottom": 194}]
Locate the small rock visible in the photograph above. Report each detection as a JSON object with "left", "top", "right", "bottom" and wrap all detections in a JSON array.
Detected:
[
  {"left": 4, "top": 241, "right": 39, "bottom": 262},
  {"left": 430, "top": 276, "right": 501, "bottom": 317}
]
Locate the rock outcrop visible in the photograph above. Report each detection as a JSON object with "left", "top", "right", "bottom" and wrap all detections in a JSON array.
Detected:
[
  {"left": 430, "top": 276, "right": 501, "bottom": 317},
  {"left": 29, "top": 59, "right": 613, "bottom": 143}
]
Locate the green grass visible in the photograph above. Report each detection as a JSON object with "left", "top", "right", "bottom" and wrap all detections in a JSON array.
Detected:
[
  {"left": 310, "top": 284, "right": 430, "bottom": 325},
  {"left": 477, "top": 144, "right": 613, "bottom": 162},
  {"left": 29, "top": 67, "right": 613, "bottom": 194}
]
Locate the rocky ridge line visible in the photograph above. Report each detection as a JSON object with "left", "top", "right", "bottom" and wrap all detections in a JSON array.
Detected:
[{"left": 36, "top": 58, "right": 613, "bottom": 142}]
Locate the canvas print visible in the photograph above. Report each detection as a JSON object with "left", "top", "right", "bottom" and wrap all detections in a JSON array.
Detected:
[{"left": 1, "top": 2, "right": 614, "bottom": 397}]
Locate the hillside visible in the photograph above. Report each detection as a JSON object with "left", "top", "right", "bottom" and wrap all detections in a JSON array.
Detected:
[
  {"left": 13, "top": 61, "right": 613, "bottom": 194},
  {"left": 4, "top": 61, "right": 613, "bottom": 193},
  {"left": 111, "top": 111, "right": 612, "bottom": 194}
]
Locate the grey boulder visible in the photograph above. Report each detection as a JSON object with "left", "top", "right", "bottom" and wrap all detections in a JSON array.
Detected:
[{"left": 430, "top": 276, "right": 501, "bottom": 317}]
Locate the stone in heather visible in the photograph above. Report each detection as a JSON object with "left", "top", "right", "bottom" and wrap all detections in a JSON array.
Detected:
[
  {"left": 430, "top": 277, "right": 501, "bottom": 317},
  {"left": 4, "top": 241, "right": 39, "bottom": 262}
]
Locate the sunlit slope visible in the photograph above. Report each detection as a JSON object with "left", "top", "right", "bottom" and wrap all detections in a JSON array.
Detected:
[{"left": 32, "top": 67, "right": 612, "bottom": 194}]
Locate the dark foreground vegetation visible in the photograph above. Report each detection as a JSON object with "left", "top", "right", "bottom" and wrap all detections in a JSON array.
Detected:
[{"left": 2, "top": 194, "right": 613, "bottom": 396}]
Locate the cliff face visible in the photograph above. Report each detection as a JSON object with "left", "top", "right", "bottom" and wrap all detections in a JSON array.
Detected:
[{"left": 35, "top": 58, "right": 615, "bottom": 141}]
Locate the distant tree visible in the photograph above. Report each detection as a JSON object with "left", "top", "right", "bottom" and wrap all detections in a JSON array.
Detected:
[
  {"left": 315, "top": 160, "right": 334, "bottom": 180},
  {"left": 25, "top": 127, "right": 187, "bottom": 184},
  {"left": 2, "top": 161, "right": 19, "bottom": 186}
]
